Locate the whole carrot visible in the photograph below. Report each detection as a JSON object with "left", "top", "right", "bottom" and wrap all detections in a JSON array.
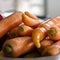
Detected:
[
  {"left": 38, "top": 39, "right": 53, "bottom": 56},
  {"left": 8, "top": 24, "right": 33, "bottom": 38},
  {"left": 22, "top": 13, "right": 41, "bottom": 28},
  {"left": 2, "top": 37, "right": 34, "bottom": 57},
  {"left": 48, "top": 26, "right": 60, "bottom": 40},
  {"left": 32, "top": 17, "right": 60, "bottom": 48},
  {"left": 41, "top": 39, "right": 53, "bottom": 48},
  {"left": 25, "top": 11, "right": 39, "bottom": 20},
  {"left": 0, "top": 51, "right": 5, "bottom": 57},
  {"left": 47, "top": 41, "right": 60, "bottom": 56},
  {"left": 0, "top": 12, "right": 22, "bottom": 38}
]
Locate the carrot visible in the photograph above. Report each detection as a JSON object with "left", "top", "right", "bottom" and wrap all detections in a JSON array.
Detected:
[
  {"left": 41, "top": 39, "right": 53, "bottom": 48},
  {"left": 22, "top": 13, "right": 41, "bottom": 28},
  {"left": 47, "top": 41, "right": 60, "bottom": 56},
  {"left": 25, "top": 11, "right": 39, "bottom": 20},
  {"left": 0, "top": 51, "right": 5, "bottom": 57},
  {"left": 8, "top": 24, "right": 33, "bottom": 38},
  {"left": 32, "top": 17, "right": 60, "bottom": 48},
  {"left": 48, "top": 26, "right": 60, "bottom": 40},
  {"left": 2, "top": 37, "right": 34, "bottom": 57},
  {"left": 0, "top": 12, "right": 22, "bottom": 38},
  {"left": 37, "top": 39, "right": 53, "bottom": 56},
  {"left": 32, "top": 27, "right": 47, "bottom": 48}
]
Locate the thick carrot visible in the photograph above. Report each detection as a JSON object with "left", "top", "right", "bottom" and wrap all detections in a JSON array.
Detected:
[
  {"left": 32, "top": 17, "right": 60, "bottom": 48},
  {"left": 8, "top": 24, "right": 33, "bottom": 38},
  {"left": 2, "top": 37, "right": 34, "bottom": 57},
  {"left": 25, "top": 11, "right": 39, "bottom": 20},
  {"left": 22, "top": 13, "right": 41, "bottom": 28},
  {"left": 48, "top": 26, "right": 60, "bottom": 40},
  {"left": 0, "top": 12, "right": 22, "bottom": 38}
]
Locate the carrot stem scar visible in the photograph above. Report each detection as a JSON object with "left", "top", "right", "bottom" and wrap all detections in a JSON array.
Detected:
[
  {"left": 49, "top": 29, "right": 56, "bottom": 36},
  {"left": 3, "top": 44, "right": 13, "bottom": 57}
]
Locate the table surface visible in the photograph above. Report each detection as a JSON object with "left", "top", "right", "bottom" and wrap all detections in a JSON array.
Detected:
[{"left": 0, "top": 55, "right": 60, "bottom": 60}]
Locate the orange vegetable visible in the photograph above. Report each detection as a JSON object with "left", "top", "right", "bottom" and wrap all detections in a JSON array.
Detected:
[
  {"left": 22, "top": 13, "right": 41, "bottom": 28},
  {"left": 9, "top": 24, "right": 33, "bottom": 38},
  {"left": 41, "top": 39, "right": 53, "bottom": 48},
  {"left": 32, "top": 17, "right": 60, "bottom": 48},
  {"left": 0, "top": 12, "right": 22, "bottom": 38},
  {"left": 32, "top": 27, "right": 47, "bottom": 48},
  {"left": 0, "top": 51, "right": 5, "bottom": 57},
  {"left": 3, "top": 37, "right": 34, "bottom": 57},
  {"left": 25, "top": 11, "right": 39, "bottom": 20},
  {"left": 47, "top": 41, "right": 60, "bottom": 55},
  {"left": 48, "top": 26, "right": 60, "bottom": 40}
]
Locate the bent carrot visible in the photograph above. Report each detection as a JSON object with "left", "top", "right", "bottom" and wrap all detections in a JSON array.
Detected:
[
  {"left": 25, "top": 11, "right": 39, "bottom": 20},
  {"left": 32, "top": 28, "right": 45, "bottom": 48},
  {"left": 0, "top": 12, "right": 22, "bottom": 38},
  {"left": 32, "top": 27, "right": 47, "bottom": 48},
  {"left": 22, "top": 13, "right": 41, "bottom": 28},
  {"left": 48, "top": 26, "right": 60, "bottom": 40},
  {"left": 32, "top": 17, "right": 60, "bottom": 48},
  {"left": 3, "top": 37, "right": 34, "bottom": 57}
]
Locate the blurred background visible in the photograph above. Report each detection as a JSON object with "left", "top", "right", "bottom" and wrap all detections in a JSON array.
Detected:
[{"left": 0, "top": 0, "right": 60, "bottom": 18}]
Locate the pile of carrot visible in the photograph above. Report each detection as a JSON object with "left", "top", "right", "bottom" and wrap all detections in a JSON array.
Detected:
[{"left": 0, "top": 11, "right": 60, "bottom": 58}]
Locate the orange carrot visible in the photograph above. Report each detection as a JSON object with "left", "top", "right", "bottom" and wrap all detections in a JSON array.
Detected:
[
  {"left": 8, "top": 24, "right": 33, "bottom": 38},
  {"left": 3, "top": 37, "right": 34, "bottom": 57},
  {"left": 32, "top": 17, "right": 60, "bottom": 48},
  {"left": 48, "top": 26, "right": 60, "bottom": 40},
  {"left": 37, "top": 39, "right": 53, "bottom": 56},
  {"left": 47, "top": 41, "right": 60, "bottom": 55},
  {"left": 0, "top": 51, "right": 5, "bottom": 57},
  {"left": 32, "top": 27, "right": 47, "bottom": 48},
  {"left": 25, "top": 11, "right": 39, "bottom": 20},
  {"left": 0, "top": 12, "right": 22, "bottom": 38},
  {"left": 41, "top": 39, "right": 53, "bottom": 48},
  {"left": 22, "top": 13, "right": 41, "bottom": 28}
]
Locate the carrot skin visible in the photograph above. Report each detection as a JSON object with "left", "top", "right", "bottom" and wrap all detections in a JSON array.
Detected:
[
  {"left": 0, "top": 12, "right": 22, "bottom": 38},
  {"left": 3, "top": 37, "right": 34, "bottom": 57}
]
